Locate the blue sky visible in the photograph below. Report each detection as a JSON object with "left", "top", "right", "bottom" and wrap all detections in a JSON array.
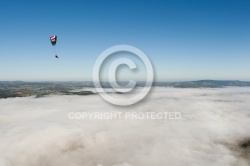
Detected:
[{"left": 0, "top": 0, "right": 249, "bottom": 81}]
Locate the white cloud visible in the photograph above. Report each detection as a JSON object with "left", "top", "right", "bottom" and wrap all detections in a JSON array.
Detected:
[{"left": 0, "top": 87, "right": 250, "bottom": 166}]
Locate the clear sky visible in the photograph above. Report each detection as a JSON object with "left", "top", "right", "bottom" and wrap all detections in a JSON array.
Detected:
[{"left": 0, "top": 0, "right": 249, "bottom": 81}]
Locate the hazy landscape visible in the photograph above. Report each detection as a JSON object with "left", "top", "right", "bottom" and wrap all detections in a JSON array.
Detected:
[{"left": 0, "top": 86, "right": 250, "bottom": 166}]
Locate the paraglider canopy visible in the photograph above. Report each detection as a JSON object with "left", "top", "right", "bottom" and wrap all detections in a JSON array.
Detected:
[{"left": 50, "top": 35, "right": 57, "bottom": 46}]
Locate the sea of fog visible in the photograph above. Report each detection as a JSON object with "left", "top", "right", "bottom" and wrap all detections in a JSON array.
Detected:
[{"left": 0, "top": 87, "right": 250, "bottom": 166}]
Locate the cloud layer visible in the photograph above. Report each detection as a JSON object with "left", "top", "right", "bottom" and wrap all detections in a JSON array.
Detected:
[{"left": 0, "top": 87, "right": 250, "bottom": 166}]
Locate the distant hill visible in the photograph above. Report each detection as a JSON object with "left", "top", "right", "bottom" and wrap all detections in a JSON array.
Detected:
[
  {"left": 153, "top": 80, "right": 250, "bottom": 88},
  {"left": 1, "top": 80, "right": 250, "bottom": 98}
]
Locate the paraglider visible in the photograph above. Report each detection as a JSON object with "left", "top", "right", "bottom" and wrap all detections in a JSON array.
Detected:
[
  {"left": 50, "top": 35, "right": 57, "bottom": 45},
  {"left": 50, "top": 35, "right": 59, "bottom": 59}
]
